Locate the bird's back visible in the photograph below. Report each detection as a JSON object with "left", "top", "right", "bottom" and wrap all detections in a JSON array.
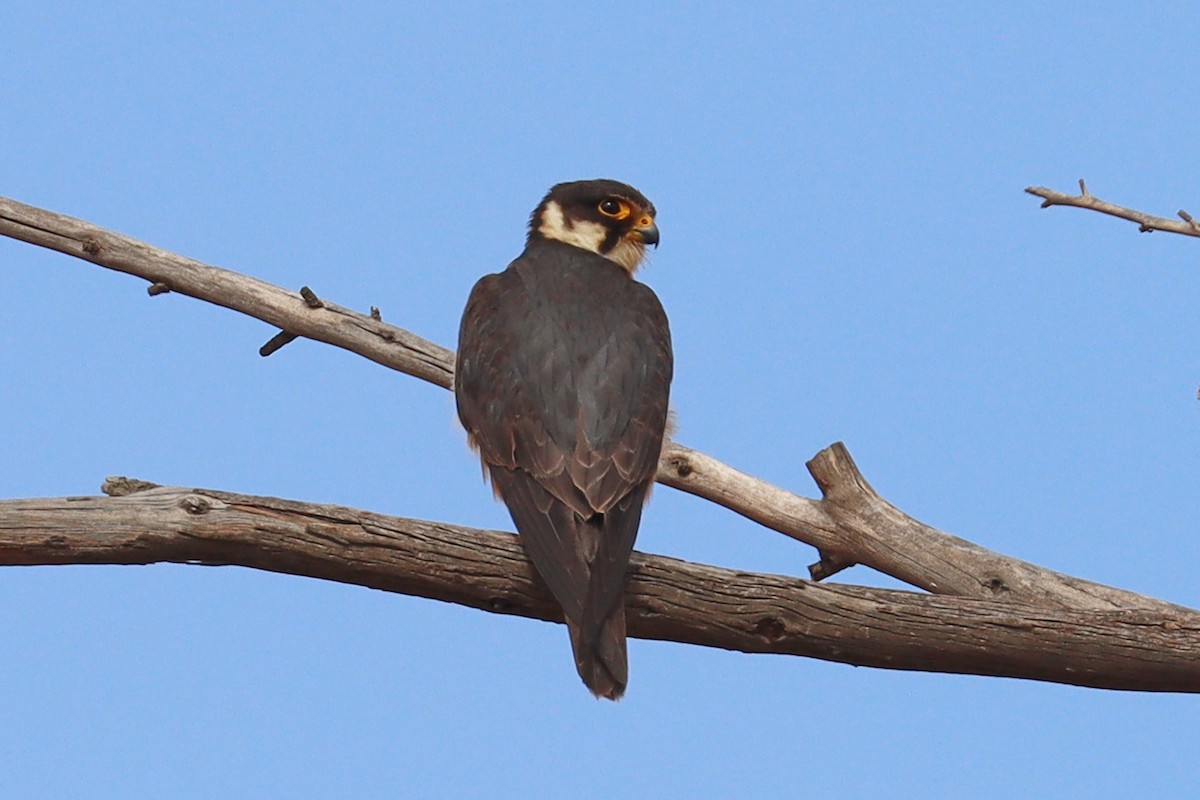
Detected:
[{"left": 457, "top": 239, "right": 672, "bottom": 516}]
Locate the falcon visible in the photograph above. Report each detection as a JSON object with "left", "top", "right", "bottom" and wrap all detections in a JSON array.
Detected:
[{"left": 455, "top": 179, "right": 673, "bottom": 699}]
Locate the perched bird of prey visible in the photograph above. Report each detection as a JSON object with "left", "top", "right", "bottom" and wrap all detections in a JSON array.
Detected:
[{"left": 455, "top": 179, "right": 673, "bottom": 699}]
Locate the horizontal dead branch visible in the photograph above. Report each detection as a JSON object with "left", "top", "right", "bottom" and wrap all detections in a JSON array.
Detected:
[
  {"left": 1026, "top": 180, "right": 1200, "bottom": 238},
  {"left": 0, "top": 193, "right": 1179, "bottom": 614},
  {"left": 2, "top": 484, "right": 1199, "bottom": 693}
]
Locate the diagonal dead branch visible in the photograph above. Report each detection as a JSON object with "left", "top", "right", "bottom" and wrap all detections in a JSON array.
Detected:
[
  {"left": 0, "top": 193, "right": 1184, "bottom": 614},
  {"left": 804, "top": 444, "right": 1180, "bottom": 610},
  {"left": 0, "top": 196, "right": 456, "bottom": 388},
  {"left": 1026, "top": 182, "right": 1200, "bottom": 238},
  {"left": 2, "top": 484, "right": 1199, "bottom": 692}
]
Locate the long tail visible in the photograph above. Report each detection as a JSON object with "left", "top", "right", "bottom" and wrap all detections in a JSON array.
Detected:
[
  {"left": 489, "top": 468, "right": 648, "bottom": 699},
  {"left": 569, "top": 489, "right": 646, "bottom": 699},
  {"left": 568, "top": 594, "right": 628, "bottom": 699}
]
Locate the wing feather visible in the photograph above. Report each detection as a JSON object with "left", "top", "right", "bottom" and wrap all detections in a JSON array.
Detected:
[
  {"left": 454, "top": 240, "right": 671, "bottom": 698},
  {"left": 456, "top": 243, "right": 671, "bottom": 516}
]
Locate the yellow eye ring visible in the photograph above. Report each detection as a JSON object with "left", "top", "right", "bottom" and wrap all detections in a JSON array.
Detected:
[{"left": 598, "top": 198, "right": 630, "bottom": 219}]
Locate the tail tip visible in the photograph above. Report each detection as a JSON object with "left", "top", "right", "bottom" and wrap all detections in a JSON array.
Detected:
[{"left": 586, "top": 678, "right": 626, "bottom": 701}]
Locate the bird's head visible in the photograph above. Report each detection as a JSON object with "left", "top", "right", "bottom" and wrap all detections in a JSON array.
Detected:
[{"left": 528, "top": 179, "right": 659, "bottom": 273}]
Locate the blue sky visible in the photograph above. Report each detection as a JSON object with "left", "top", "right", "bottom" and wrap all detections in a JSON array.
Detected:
[{"left": 3, "top": 2, "right": 1200, "bottom": 797}]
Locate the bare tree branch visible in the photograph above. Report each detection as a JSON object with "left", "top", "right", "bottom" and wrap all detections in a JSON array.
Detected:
[
  {"left": 3, "top": 192, "right": 1198, "bottom": 693},
  {"left": 0, "top": 194, "right": 1184, "bottom": 610},
  {"left": 666, "top": 442, "right": 1178, "bottom": 611},
  {"left": 0, "top": 195, "right": 456, "bottom": 388},
  {"left": 0, "top": 194, "right": 1178, "bottom": 614},
  {"left": 1026, "top": 179, "right": 1200, "bottom": 237},
  {"left": 2, "top": 483, "right": 1198, "bottom": 693}
]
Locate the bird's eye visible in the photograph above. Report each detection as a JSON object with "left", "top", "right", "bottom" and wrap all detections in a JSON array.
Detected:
[{"left": 598, "top": 199, "right": 628, "bottom": 218}]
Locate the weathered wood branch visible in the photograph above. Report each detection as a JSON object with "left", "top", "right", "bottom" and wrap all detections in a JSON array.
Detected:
[
  {"left": 0, "top": 196, "right": 455, "bottom": 388},
  {"left": 0, "top": 194, "right": 1179, "bottom": 616},
  {"left": 1026, "top": 180, "right": 1200, "bottom": 238},
  {"left": 2, "top": 483, "right": 1199, "bottom": 693},
  {"left": 666, "top": 441, "right": 1178, "bottom": 612}
]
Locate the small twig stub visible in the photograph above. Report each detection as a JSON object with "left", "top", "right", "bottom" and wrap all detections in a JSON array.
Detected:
[{"left": 259, "top": 330, "right": 300, "bottom": 357}]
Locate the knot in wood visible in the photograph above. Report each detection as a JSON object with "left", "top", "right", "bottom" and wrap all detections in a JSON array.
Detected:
[
  {"left": 983, "top": 576, "right": 1011, "bottom": 596},
  {"left": 81, "top": 237, "right": 102, "bottom": 256},
  {"left": 486, "top": 597, "right": 513, "bottom": 613},
  {"left": 753, "top": 616, "right": 786, "bottom": 642},
  {"left": 179, "top": 495, "right": 212, "bottom": 515},
  {"left": 668, "top": 455, "right": 694, "bottom": 478}
]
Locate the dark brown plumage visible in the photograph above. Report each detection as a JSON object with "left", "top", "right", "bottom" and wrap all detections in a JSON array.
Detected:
[{"left": 455, "top": 179, "right": 672, "bottom": 699}]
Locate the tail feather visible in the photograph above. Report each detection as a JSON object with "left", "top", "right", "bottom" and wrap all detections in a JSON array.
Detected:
[
  {"left": 490, "top": 467, "right": 649, "bottom": 700},
  {"left": 568, "top": 602, "right": 627, "bottom": 699}
]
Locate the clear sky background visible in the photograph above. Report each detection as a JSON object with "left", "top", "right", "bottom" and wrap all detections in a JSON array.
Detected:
[{"left": 3, "top": 3, "right": 1200, "bottom": 797}]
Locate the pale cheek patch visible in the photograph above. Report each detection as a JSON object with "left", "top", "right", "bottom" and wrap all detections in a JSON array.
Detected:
[{"left": 538, "top": 201, "right": 608, "bottom": 254}]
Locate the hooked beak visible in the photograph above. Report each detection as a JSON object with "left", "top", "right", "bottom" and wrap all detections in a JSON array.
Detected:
[{"left": 634, "top": 219, "right": 660, "bottom": 248}]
